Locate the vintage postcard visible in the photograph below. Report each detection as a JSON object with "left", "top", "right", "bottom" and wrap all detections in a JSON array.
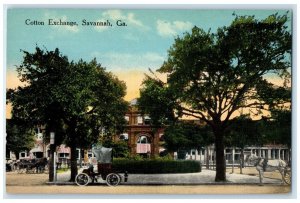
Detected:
[{"left": 5, "top": 5, "right": 293, "bottom": 197}]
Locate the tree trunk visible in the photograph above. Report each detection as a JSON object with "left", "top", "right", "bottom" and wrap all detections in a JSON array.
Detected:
[
  {"left": 214, "top": 129, "right": 226, "bottom": 182},
  {"left": 206, "top": 146, "right": 209, "bottom": 169},
  {"left": 48, "top": 144, "right": 56, "bottom": 182},
  {"left": 69, "top": 144, "right": 78, "bottom": 182}
]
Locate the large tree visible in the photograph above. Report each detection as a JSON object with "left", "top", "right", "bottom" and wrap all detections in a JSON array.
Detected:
[
  {"left": 138, "top": 13, "right": 291, "bottom": 181},
  {"left": 163, "top": 122, "right": 214, "bottom": 154},
  {"left": 7, "top": 47, "right": 128, "bottom": 181},
  {"left": 6, "top": 119, "right": 35, "bottom": 159}
]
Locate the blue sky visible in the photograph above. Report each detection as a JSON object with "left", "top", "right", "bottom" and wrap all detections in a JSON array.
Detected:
[
  {"left": 6, "top": 8, "right": 291, "bottom": 73},
  {"left": 5, "top": 8, "right": 292, "bottom": 118}
]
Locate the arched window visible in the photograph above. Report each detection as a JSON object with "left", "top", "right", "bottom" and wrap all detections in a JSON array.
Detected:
[
  {"left": 136, "top": 135, "right": 151, "bottom": 154},
  {"left": 137, "top": 135, "right": 149, "bottom": 144}
]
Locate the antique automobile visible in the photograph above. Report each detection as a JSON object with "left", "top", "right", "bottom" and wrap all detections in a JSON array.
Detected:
[{"left": 75, "top": 146, "right": 128, "bottom": 186}]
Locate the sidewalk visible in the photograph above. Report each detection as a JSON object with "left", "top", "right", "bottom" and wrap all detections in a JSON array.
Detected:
[{"left": 49, "top": 169, "right": 283, "bottom": 185}]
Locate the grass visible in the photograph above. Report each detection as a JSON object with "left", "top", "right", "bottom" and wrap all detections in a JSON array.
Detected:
[{"left": 56, "top": 168, "right": 70, "bottom": 173}]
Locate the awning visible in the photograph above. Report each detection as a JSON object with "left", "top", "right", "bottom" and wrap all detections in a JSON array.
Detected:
[
  {"left": 30, "top": 146, "right": 43, "bottom": 153},
  {"left": 137, "top": 144, "right": 151, "bottom": 154},
  {"left": 57, "top": 144, "right": 70, "bottom": 154}
]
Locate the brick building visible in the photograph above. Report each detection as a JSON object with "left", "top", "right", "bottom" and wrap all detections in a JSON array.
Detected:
[{"left": 113, "top": 99, "right": 165, "bottom": 157}]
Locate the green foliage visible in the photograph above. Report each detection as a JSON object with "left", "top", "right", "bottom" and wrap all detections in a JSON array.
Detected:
[
  {"left": 152, "top": 13, "right": 291, "bottom": 127},
  {"left": 259, "top": 109, "right": 291, "bottom": 148},
  {"left": 163, "top": 122, "right": 214, "bottom": 152},
  {"left": 226, "top": 110, "right": 291, "bottom": 149},
  {"left": 125, "top": 154, "right": 145, "bottom": 161},
  {"left": 226, "top": 115, "right": 262, "bottom": 148},
  {"left": 112, "top": 159, "right": 201, "bottom": 174},
  {"left": 7, "top": 47, "right": 128, "bottom": 148},
  {"left": 56, "top": 168, "right": 70, "bottom": 173},
  {"left": 138, "top": 75, "right": 177, "bottom": 126},
  {"left": 6, "top": 47, "right": 68, "bottom": 145},
  {"left": 6, "top": 119, "right": 35, "bottom": 157},
  {"left": 102, "top": 140, "right": 130, "bottom": 158},
  {"left": 153, "top": 154, "right": 174, "bottom": 161},
  {"left": 256, "top": 80, "right": 291, "bottom": 111}
]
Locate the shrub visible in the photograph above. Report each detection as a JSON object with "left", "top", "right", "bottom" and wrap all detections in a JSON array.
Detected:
[{"left": 112, "top": 159, "right": 201, "bottom": 174}]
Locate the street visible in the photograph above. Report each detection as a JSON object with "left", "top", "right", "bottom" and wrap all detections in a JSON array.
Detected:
[
  {"left": 6, "top": 185, "right": 291, "bottom": 195},
  {"left": 5, "top": 167, "right": 291, "bottom": 195}
]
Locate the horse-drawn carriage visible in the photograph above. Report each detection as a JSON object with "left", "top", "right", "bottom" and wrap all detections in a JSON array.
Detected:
[
  {"left": 75, "top": 146, "right": 128, "bottom": 186},
  {"left": 16, "top": 158, "right": 48, "bottom": 174},
  {"left": 246, "top": 154, "right": 291, "bottom": 185}
]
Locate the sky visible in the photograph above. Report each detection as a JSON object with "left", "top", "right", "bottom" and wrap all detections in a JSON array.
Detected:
[{"left": 6, "top": 8, "right": 292, "bottom": 118}]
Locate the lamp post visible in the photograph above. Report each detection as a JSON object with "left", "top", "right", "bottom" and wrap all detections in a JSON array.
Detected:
[{"left": 49, "top": 132, "right": 56, "bottom": 182}]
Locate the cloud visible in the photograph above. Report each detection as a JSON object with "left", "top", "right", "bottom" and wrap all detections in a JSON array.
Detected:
[
  {"left": 92, "top": 51, "right": 165, "bottom": 70},
  {"left": 156, "top": 20, "right": 193, "bottom": 37},
  {"left": 95, "top": 10, "right": 148, "bottom": 32}
]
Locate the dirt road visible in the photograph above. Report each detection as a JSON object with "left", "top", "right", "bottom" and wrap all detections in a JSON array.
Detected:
[
  {"left": 6, "top": 185, "right": 291, "bottom": 195},
  {"left": 5, "top": 170, "right": 291, "bottom": 195}
]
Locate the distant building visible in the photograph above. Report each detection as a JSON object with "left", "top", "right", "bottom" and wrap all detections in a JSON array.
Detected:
[
  {"left": 180, "top": 144, "right": 291, "bottom": 166},
  {"left": 113, "top": 99, "right": 165, "bottom": 158}
]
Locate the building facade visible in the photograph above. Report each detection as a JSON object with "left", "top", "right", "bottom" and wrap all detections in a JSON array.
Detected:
[
  {"left": 181, "top": 144, "right": 291, "bottom": 166},
  {"left": 113, "top": 99, "right": 165, "bottom": 157}
]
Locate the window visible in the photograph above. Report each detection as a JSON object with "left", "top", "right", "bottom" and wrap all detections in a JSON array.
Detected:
[
  {"left": 34, "top": 152, "right": 43, "bottom": 158},
  {"left": 75, "top": 149, "right": 84, "bottom": 159},
  {"left": 138, "top": 136, "right": 149, "bottom": 144},
  {"left": 20, "top": 152, "right": 26, "bottom": 158},
  {"left": 88, "top": 152, "right": 93, "bottom": 158},
  {"left": 119, "top": 133, "right": 128, "bottom": 141},
  {"left": 59, "top": 153, "right": 70, "bottom": 158},
  {"left": 137, "top": 116, "right": 143, "bottom": 125},
  {"left": 144, "top": 116, "right": 151, "bottom": 125},
  {"left": 124, "top": 116, "right": 130, "bottom": 124},
  {"left": 136, "top": 135, "right": 151, "bottom": 154}
]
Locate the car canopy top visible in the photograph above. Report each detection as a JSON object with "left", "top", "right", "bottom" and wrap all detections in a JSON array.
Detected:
[{"left": 92, "top": 146, "right": 112, "bottom": 163}]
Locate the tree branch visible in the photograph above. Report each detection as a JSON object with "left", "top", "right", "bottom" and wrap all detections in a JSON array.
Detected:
[{"left": 181, "top": 106, "right": 213, "bottom": 126}]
